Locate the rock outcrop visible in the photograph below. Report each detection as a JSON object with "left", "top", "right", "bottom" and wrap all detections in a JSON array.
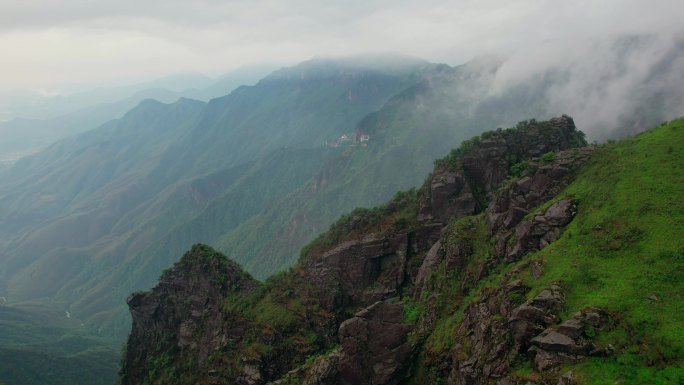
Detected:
[
  {"left": 486, "top": 147, "right": 594, "bottom": 261},
  {"left": 303, "top": 231, "right": 412, "bottom": 311},
  {"left": 120, "top": 244, "right": 257, "bottom": 385},
  {"left": 530, "top": 308, "right": 611, "bottom": 371},
  {"left": 119, "top": 116, "right": 600, "bottom": 385},
  {"left": 338, "top": 301, "right": 413, "bottom": 385},
  {"left": 419, "top": 115, "right": 586, "bottom": 224},
  {"left": 505, "top": 198, "right": 578, "bottom": 262},
  {"left": 448, "top": 281, "right": 609, "bottom": 385}
]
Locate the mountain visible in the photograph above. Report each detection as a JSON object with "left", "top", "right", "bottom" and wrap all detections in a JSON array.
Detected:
[
  {"left": 214, "top": 58, "right": 548, "bottom": 278},
  {"left": 0, "top": 55, "right": 433, "bottom": 384},
  {"left": 214, "top": 35, "right": 684, "bottom": 279},
  {"left": 1, "top": 41, "right": 684, "bottom": 384},
  {"left": 119, "top": 116, "right": 684, "bottom": 385},
  {"left": 0, "top": 67, "right": 274, "bottom": 121},
  {"left": 0, "top": 54, "right": 432, "bottom": 341},
  {"left": 0, "top": 65, "right": 276, "bottom": 162}
]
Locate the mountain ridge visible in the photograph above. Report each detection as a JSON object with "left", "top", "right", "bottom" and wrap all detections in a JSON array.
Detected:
[{"left": 119, "top": 116, "right": 684, "bottom": 385}]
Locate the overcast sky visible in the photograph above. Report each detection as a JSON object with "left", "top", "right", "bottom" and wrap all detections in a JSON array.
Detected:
[{"left": 1, "top": 0, "right": 682, "bottom": 92}]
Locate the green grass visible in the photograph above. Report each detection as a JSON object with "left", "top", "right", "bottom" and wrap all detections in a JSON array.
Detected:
[
  {"left": 410, "top": 119, "right": 684, "bottom": 384},
  {"left": 514, "top": 118, "right": 684, "bottom": 383}
]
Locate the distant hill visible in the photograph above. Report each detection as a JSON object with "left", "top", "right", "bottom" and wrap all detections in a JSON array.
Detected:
[
  {"left": 0, "top": 54, "right": 431, "bottom": 341},
  {"left": 0, "top": 65, "right": 276, "bottom": 161}
]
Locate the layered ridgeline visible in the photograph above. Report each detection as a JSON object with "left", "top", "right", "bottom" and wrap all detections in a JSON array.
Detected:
[
  {"left": 2, "top": 45, "right": 684, "bottom": 383},
  {"left": 0, "top": 53, "right": 429, "bottom": 328},
  {"left": 212, "top": 34, "right": 684, "bottom": 278},
  {"left": 120, "top": 117, "right": 684, "bottom": 385},
  {"left": 0, "top": 66, "right": 275, "bottom": 163},
  {"left": 0, "top": 54, "right": 434, "bottom": 383}
]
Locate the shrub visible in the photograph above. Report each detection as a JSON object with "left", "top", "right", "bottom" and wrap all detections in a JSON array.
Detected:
[{"left": 541, "top": 151, "right": 556, "bottom": 163}]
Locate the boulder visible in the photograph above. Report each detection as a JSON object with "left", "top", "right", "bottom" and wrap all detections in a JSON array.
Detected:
[
  {"left": 529, "top": 308, "right": 611, "bottom": 371},
  {"left": 509, "top": 285, "right": 565, "bottom": 350},
  {"left": 506, "top": 199, "right": 577, "bottom": 262}
]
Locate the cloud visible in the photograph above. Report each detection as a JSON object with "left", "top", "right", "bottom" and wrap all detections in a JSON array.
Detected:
[
  {"left": 0, "top": 0, "right": 683, "bottom": 91},
  {"left": 479, "top": 32, "right": 684, "bottom": 140}
]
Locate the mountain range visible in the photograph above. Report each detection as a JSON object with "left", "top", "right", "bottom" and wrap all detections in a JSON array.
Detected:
[
  {"left": 0, "top": 65, "right": 276, "bottom": 162},
  {"left": 0, "top": 36, "right": 683, "bottom": 384}
]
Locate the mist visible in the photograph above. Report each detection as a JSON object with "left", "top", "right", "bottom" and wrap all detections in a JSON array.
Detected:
[
  {"left": 0, "top": 1, "right": 681, "bottom": 141},
  {"left": 1, "top": 0, "right": 682, "bottom": 89},
  {"left": 485, "top": 33, "right": 684, "bottom": 139}
]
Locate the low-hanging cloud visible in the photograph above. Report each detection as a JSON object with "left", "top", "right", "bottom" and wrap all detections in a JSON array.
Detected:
[
  {"left": 1, "top": 0, "right": 683, "bottom": 91},
  {"left": 485, "top": 33, "right": 684, "bottom": 139}
]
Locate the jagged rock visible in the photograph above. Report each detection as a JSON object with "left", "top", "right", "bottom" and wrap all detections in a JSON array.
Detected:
[
  {"left": 302, "top": 350, "right": 342, "bottom": 385},
  {"left": 421, "top": 116, "right": 587, "bottom": 226},
  {"left": 303, "top": 220, "right": 443, "bottom": 313},
  {"left": 533, "top": 348, "right": 571, "bottom": 372},
  {"left": 532, "top": 330, "right": 586, "bottom": 355},
  {"left": 486, "top": 147, "right": 593, "bottom": 250},
  {"left": 505, "top": 199, "right": 577, "bottom": 262},
  {"left": 304, "top": 232, "right": 410, "bottom": 310},
  {"left": 530, "top": 261, "right": 544, "bottom": 279},
  {"left": 557, "top": 371, "right": 574, "bottom": 385},
  {"left": 509, "top": 285, "right": 565, "bottom": 351},
  {"left": 448, "top": 283, "right": 536, "bottom": 385},
  {"left": 529, "top": 308, "right": 610, "bottom": 371},
  {"left": 417, "top": 170, "right": 477, "bottom": 223},
  {"left": 410, "top": 223, "right": 444, "bottom": 253},
  {"left": 448, "top": 284, "right": 581, "bottom": 384},
  {"left": 238, "top": 364, "right": 263, "bottom": 385},
  {"left": 338, "top": 301, "right": 413, "bottom": 385},
  {"left": 415, "top": 240, "right": 444, "bottom": 289},
  {"left": 121, "top": 245, "right": 258, "bottom": 385}
]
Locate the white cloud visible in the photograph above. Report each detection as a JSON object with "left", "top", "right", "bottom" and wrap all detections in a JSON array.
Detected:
[{"left": 0, "top": 0, "right": 682, "bottom": 90}]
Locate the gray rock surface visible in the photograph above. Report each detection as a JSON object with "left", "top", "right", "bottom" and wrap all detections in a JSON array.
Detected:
[{"left": 338, "top": 301, "right": 413, "bottom": 385}]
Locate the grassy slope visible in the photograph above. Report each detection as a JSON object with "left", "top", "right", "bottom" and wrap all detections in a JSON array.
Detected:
[
  {"left": 525, "top": 118, "right": 684, "bottom": 383},
  {"left": 416, "top": 118, "right": 684, "bottom": 384}
]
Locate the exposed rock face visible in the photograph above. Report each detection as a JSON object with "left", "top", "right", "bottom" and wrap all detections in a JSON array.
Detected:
[
  {"left": 415, "top": 240, "right": 444, "bottom": 289},
  {"left": 448, "top": 283, "right": 528, "bottom": 384},
  {"left": 121, "top": 244, "right": 257, "bottom": 385},
  {"left": 509, "top": 285, "right": 565, "bottom": 352},
  {"left": 505, "top": 198, "right": 578, "bottom": 262},
  {"left": 304, "top": 232, "right": 411, "bottom": 311},
  {"left": 303, "top": 351, "right": 343, "bottom": 385},
  {"left": 338, "top": 301, "right": 413, "bottom": 385},
  {"left": 418, "top": 170, "right": 476, "bottom": 223},
  {"left": 448, "top": 282, "right": 609, "bottom": 385},
  {"left": 300, "top": 216, "right": 444, "bottom": 317},
  {"left": 486, "top": 147, "right": 594, "bottom": 263},
  {"left": 119, "top": 116, "right": 597, "bottom": 385},
  {"left": 530, "top": 308, "right": 611, "bottom": 371},
  {"left": 444, "top": 281, "right": 565, "bottom": 384},
  {"left": 419, "top": 115, "right": 587, "bottom": 224}
]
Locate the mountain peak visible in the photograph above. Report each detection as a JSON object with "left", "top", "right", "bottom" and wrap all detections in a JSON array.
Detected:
[{"left": 262, "top": 52, "right": 431, "bottom": 82}]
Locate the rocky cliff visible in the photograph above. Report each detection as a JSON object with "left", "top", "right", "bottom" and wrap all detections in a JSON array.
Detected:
[{"left": 119, "top": 116, "right": 684, "bottom": 384}]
